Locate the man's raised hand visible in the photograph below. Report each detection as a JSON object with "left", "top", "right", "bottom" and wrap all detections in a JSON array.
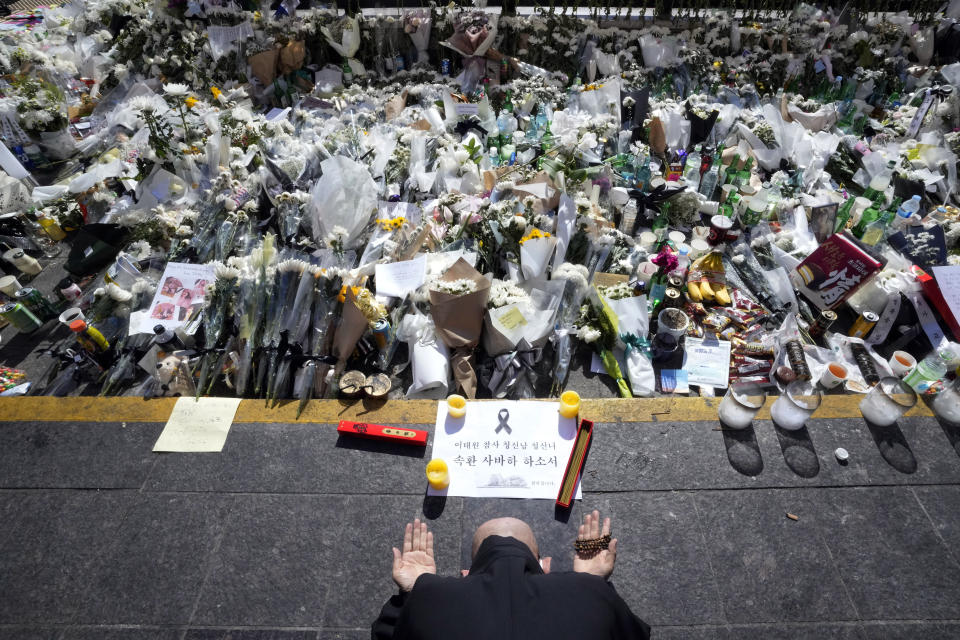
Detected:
[
  {"left": 392, "top": 518, "right": 437, "bottom": 592},
  {"left": 572, "top": 509, "right": 618, "bottom": 579}
]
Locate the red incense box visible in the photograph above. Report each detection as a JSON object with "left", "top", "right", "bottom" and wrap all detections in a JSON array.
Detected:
[
  {"left": 556, "top": 419, "right": 594, "bottom": 508},
  {"left": 915, "top": 266, "right": 960, "bottom": 341},
  {"left": 336, "top": 420, "right": 428, "bottom": 447}
]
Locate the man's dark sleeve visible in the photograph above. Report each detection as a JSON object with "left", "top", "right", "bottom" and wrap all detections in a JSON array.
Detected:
[
  {"left": 371, "top": 592, "right": 407, "bottom": 640},
  {"left": 607, "top": 581, "right": 651, "bottom": 640}
]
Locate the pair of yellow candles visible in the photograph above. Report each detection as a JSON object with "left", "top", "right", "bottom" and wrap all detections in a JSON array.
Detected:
[{"left": 426, "top": 391, "right": 582, "bottom": 490}]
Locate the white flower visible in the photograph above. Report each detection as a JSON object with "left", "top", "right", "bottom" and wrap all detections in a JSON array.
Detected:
[
  {"left": 163, "top": 83, "right": 190, "bottom": 97},
  {"left": 577, "top": 326, "right": 602, "bottom": 344},
  {"left": 511, "top": 215, "right": 527, "bottom": 231}
]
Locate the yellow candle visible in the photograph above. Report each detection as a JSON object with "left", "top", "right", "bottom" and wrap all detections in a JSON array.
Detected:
[
  {"left": 447, "top": 394, "right": 466, "bottom": 418},
  {"left": 426, "top": 458, "right": 450, "bottom": 490},
  {"left": 559, "top": 390, "right": 581, "bottom": 418}
]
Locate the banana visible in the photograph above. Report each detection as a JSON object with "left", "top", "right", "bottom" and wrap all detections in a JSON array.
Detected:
[
  {"left": 699, "top": 279, "right": 716, "bottom": 301},
  {"left": 687, "top": 281, "right": 703, "bottom": 302},
  {"left": 714, "top": 285, "right": 731, "bottom": 306}
]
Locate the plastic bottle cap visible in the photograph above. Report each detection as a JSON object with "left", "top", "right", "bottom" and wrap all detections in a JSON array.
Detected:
[
  {"left": 68, "top": 319, "right": 87, "bottom": 332},
  {"left": 835, "top": 447, "right": 850, "bottom": 462}
]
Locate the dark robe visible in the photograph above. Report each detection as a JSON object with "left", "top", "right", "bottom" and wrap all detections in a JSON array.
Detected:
[{"left": 372, "top": 535, "right": 651, "bottom": 640}]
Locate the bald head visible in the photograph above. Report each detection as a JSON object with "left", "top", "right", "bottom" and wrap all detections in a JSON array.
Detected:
[{"left": 471, "top": 517, "right": 539, "bottom": 559}]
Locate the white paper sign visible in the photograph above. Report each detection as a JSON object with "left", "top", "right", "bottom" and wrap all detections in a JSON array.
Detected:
[
  {"left": 140, "top": 262, "right": 215, "bottom": 334},
  {"left": 683, "top": 336, "right": 732, "bottom": 389},
  {"left": 375, "top": 255, "right": 427, "bottom": 298},
  {"left": 429, "top": 401, "right": 582, "bottom": 500},
  {"left": 153, "top": 397, "right": 242, "bottom": 452}
]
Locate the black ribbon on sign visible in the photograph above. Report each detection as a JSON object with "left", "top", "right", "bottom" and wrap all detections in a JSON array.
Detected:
[{"left": 495, "top": 408, "right": 512, "bottom": 434}]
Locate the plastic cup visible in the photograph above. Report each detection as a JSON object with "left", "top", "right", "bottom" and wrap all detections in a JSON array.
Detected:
[
  {"left": 446, "top": 394, "right": 466, "bottom": 418},
  {"left": 0, "top": 275, "right": 22, "bottom": 296},
  {"left": 770, "top": 380, "right": 823, "bottom": 430},
  {"left": 933, "top": 379, "right": 960, "bottom": 425},
  {"left": 688, "top": 239, "right": 710, "bottom": 260},
  {"left": 818, "top": 363, "right": 848, "bottom": 389},
  {"left": 858, "top": 376, "right": 917, "bottom": 426},
  {"left": 426, "top": 459, "right": 450, "bottom": 490},
  {"left": 889, "top": 351, "right": 916, "bottom": 377},
  {"left": 58, "top": 307, "right": 85, "bottom": 326},
  {"left": 559, "top": 390, "right": 581, "bottom": 418},
  {"left": 718, "top": 383, "right": 767, "bottom": 429}
]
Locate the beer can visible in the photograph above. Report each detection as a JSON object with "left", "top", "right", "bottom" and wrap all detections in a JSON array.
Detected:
[
  {"left": 808, "top": 309, "right": 837, "bottom": 340},
  {"left": 372, "top": 318, "right": 392, "bottom": 351},
  {"left": 395, "top": 55, "right": 406, "bottom": 72},
  {"left": 14, "top": 287, "right": 57, "bottom": 320},
  {"left": 0, "top": 302, "right": 42, "bottom": 334},
  {"left": 663, "top": 287, "right": 682, "bottom": 309},
  {"left": 848, "top": 311, "right": 879, "bottom": 339},
  {"left": 441, "top": 58, "right": 451, "bottom": 76}
]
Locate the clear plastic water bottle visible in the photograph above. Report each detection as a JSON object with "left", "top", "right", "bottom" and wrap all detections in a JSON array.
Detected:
[
  {"left": 903, "top": 350, "right": 954, "bottom": 394},
  {"left": 489, "top": 146, "right": 500, "bottom": 168},
  {"left": 683, "top": 146, "right": 702, "bottom": 188},
  {"left": 895, "top": 194, "right": 922, "bottom": 224},
  {"left": 698, "top": 163, "right": 720, "bottom": 200}
]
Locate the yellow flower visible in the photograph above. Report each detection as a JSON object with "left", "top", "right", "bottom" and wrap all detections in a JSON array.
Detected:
[
  {"left": 184, "top": 96, "right": 198, "bottom": 109},
  {"left": 211, "top": 87, "right": 222, "bottom": 100},
  {"left": 519, "top": 228, "right": 551, "bottom": 245}
]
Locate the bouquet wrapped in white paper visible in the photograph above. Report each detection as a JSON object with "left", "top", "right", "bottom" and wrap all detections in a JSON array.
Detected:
[
  {"left": 309, "top": 156, "right": 377, "bottom": 250},
  {"left": 321, "top": 16, "right": 365, "bottom": 76},
  {"left": 397, "top": 311, "right": 450, "bottom": 399}
]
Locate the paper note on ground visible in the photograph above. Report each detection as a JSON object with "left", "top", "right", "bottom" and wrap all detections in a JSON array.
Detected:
[
  {"left": 376, "top": 255, "right": 427, "bottom": 298},
  {"left": 429, "top": 400, "right": 581, "bottom": 500},
  {"left": 153, "top": 397, "right": 242, "bottom": 452},
  {"left": 684, "top": 336, "right": 732, "bottom": 389}
]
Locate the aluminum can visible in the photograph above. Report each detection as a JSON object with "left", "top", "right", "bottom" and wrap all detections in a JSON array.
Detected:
[
  {"left": 0, "top": 302, "right": 42, "bottom": 333},
  {"left": 441, "top": 58, "right": 451, "bottom": 76},
  {"left": 372, "top": 318, "right": 392, "bottom": 351},
  {"left": 808, "top": 309, "right": 837, "bottom": 340},
  {"left": 848, "top": 311, "right": 879, "bottom": 339}
]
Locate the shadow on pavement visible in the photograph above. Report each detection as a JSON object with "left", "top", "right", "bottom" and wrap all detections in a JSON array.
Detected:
[{"left": 721, "top": 422, "right": 763, "bottom": 476}]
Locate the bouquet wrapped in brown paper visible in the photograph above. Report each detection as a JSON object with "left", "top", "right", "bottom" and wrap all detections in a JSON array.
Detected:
[
  {"left": 429, "top": 257, "right": 491, "bottom": 398},
  {"left": 279, "top": 40, "right": 305, "bottom": 75},
  {"left": 331, "top": 287, "right": 372, "bottom": 374},
  {"left": 249, "top": 49, "right": 280, "bottom": 86}
]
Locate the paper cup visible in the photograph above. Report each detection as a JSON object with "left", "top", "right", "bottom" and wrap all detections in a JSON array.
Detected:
[
  {"left": 636, "top": 261, "right": 658, "bottom": 285},
  {"left": 638, "top": 231, "right": 657, "bottom": 252},
  {"left": 689, "top": 239, "right": 710, "bottom": 260},
  {"left": 889, "top": 351, "right": 916, "bottom": 377},
  {"left": 58, "top": 307, "right": 85, "bottom": 326},
  {"left": 0, "top": 275, "right": 22, "bottom": 296},
  {"left": 819, "top": 363, "right": 848, "bottom": 389},
  {"left": 698, "top": 200, "right": 719, "bottom": 216},
  {"left": 668, "top": 230, "right": 686, "bottom": 246}
]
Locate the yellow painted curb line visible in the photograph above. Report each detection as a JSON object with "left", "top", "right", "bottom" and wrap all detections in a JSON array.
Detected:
[{"left": 0, "top": 395, "right": 934, "bottom": 425}]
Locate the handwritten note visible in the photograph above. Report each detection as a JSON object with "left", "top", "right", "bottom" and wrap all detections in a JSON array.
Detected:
[
  {"left": 375, "top": 255, "right": 427, "bottom": 298},
  {"left": 153, "top": 397, "right": 242, "bottom": 452},
  {"left": 499, "top": 307, "right": 527, "bottom": 330}
]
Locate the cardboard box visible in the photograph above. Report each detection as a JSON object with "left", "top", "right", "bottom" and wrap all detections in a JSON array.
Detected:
[{"left": 790, "top": 233, "right": 884, "bottom": 311}]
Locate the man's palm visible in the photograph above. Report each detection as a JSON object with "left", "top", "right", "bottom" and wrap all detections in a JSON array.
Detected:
[
  {"left": 573, "top": 510, "right": 617, "bottom": 579},
  {"left": 392, "top": 519, "right": 437, "bottom": 592}
]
